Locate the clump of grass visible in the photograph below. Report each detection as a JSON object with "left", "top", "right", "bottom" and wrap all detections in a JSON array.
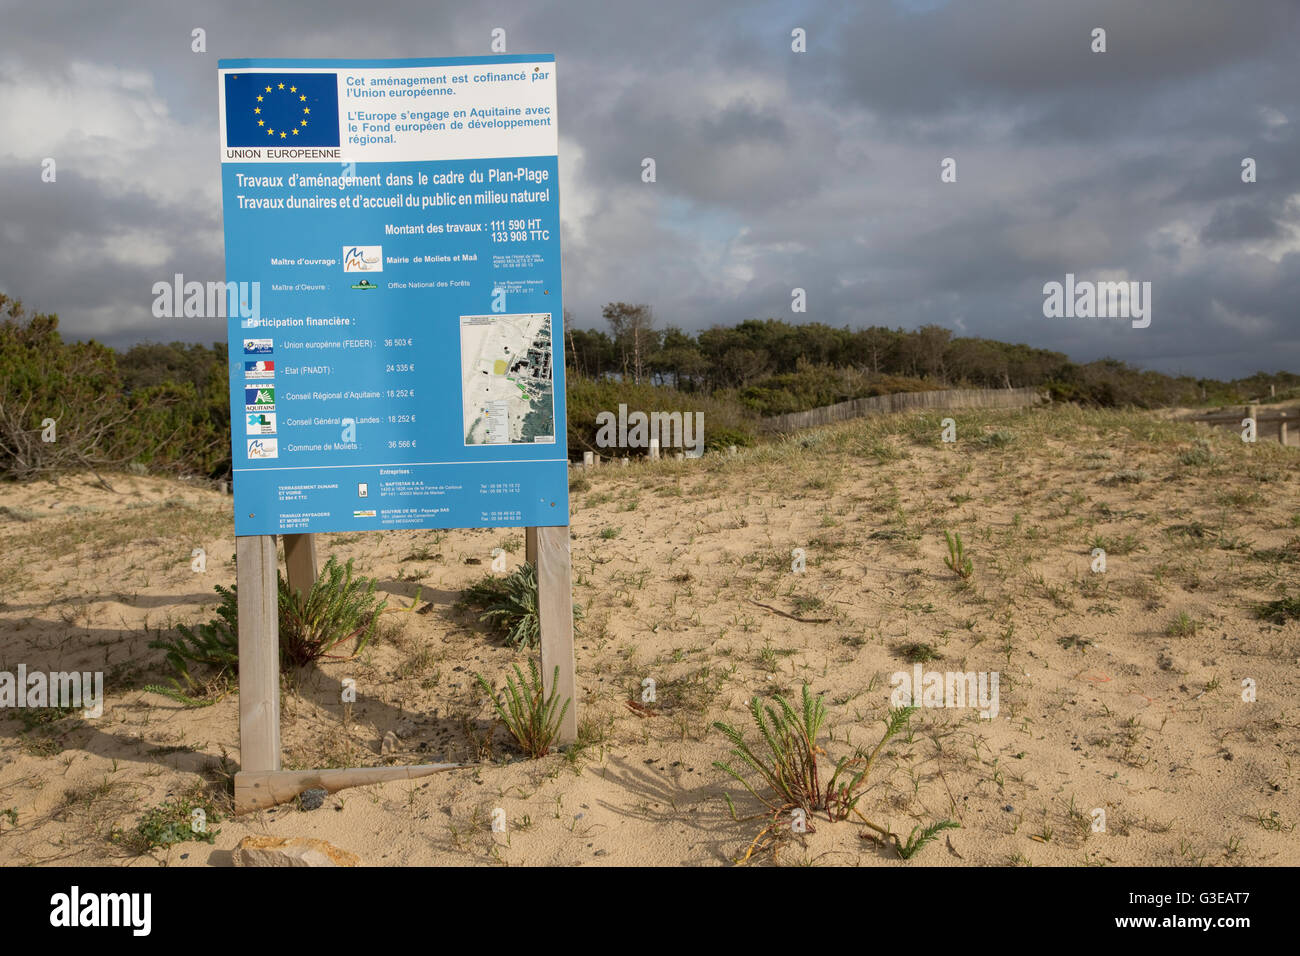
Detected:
[
  {"left": 897, "top": 641, "right": 940, "bottom": 663},
  {"left": 1255, "top": 595, "right": 1300, "bottom": 625},
  {"left": 790, "top": 593, "right": 825, "bottom": 615},
  {"left": 943, "top": 530, "right": 974, "bottom": 579},
  {"left": 17, "top": 706, "right": 79, "bottom": 732},
  {"left": 475, "top": 660, "right": 570, "bottom": 758},
  {"left": 1251, "top": 537, "right": 1300, "bottom": 564},
  {"left": 598, "top": 526, "right": 621, "bottom": 539},
  {"left": 461, "top": 563, "right": 584, "bottom": 648},
  {"left": 1058, "top": 634, "right": 1094, "bottom": 652},
  {"left": 1089, "top": 532, "right": 1142, "bottom": 555},
  {"left": 1165, "top": 611, "right": 1200, "bottom": 637},
  {"left": 1107, "top": 469, "right": 1151, "bottom": 485},
  {"left": 1178, "top": 441, "right": 1215, "bottom": 467},
  {"left": 976, "top": 430, "right": 1015, "bottom": 448},
  {"left": 713, "top": 686, "right": 955, "bottom": 861},
  {"left": 401, "top": 540, "right": 444, "bottom": 562},
  {"left": 280, "top": 556, "right": 387, "bottom": 668}
]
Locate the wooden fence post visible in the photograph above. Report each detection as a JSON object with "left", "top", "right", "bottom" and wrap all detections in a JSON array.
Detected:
[
  {"left": 536, "top": 525, "right": 578, "bottom": 745},
  {"left": 282, "top": 532, "right": 317, "bottom": 599},
  {"left": 236, "top": 534, "right": 280, "bottom": 775}
]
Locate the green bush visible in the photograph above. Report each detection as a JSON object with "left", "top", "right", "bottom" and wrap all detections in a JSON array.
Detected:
[
  {"left": 0, "top": 298, "right": 134, "bottom": 481},
  {"left": 0, "top": 299, "right": 231, "bottom": 481},
  {"left": 147, "top": 556, "right": 386, "bottom": 692},
  {"left": 280, "top": 556, "right": 387, "bottom": 667},
  {"left": 118, "top": 791, "right": 223, "bottom": 853},
  {"left": 145, "top": 583, "right": 240, "bottom": 707}
]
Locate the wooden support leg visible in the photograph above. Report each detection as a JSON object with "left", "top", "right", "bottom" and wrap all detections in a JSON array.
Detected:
[
  {"left": 283, "top": 532, "right": 318, "bottom": 599},
  {"left": 525, "top": 526, "right": 538, "bottom": 566},
  {"left": 236, "top": 535, "right": 280, "bottom": 776},
  {"left": 536, "top": 525, "right": 578, "bottom": 745},
  {"left": 235, "top": 764, "right": 463, "bottom": 812}
]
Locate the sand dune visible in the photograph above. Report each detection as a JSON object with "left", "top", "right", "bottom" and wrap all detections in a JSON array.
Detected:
[{"left": 0, "top": 404, "right": 1296, "bottom": 866}]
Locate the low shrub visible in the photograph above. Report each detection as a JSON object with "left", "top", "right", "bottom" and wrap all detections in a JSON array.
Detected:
[
  {"left": 713, "top": 685, "right": 957, "bottom": 861},
  {"left": 280, "top": 556, "right": 386, "bottom": 668},
  {"left": 475, "top": 660, "right": 570, "bottom": 758}
]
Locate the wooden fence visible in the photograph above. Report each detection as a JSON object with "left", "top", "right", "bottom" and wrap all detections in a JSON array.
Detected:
[
  {"left": 760, "top": 386, "right": 1047, "bottom": 434},
  {"left": 1185, "top": 404, "right": 1295, "bottom": 446}
]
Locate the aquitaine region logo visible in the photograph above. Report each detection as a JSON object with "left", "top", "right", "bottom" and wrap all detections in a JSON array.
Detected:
[{"left": 224, "top": 72, "right": 340, "bottom": 147}]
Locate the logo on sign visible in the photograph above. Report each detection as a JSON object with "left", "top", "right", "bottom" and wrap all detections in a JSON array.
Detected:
[
  {"left": 245, "top": 386, "right": 275, "bottom": 411},
  {"left": 247, "top": 438, "right": 279, "bottom": 460},
  {"left": 244, "top": 360, "right": 275, "bottom": 379},
  {"left": 246, "top": 412, "right": 276, "bottom": 435},
  {"left": 343, "top": 246, "right": 383, "bottom": 273},
  {"left": 223, "top": 72, "right": 341, "bottom": 148},
  {"left": 353, "top": 509, "right": 377, "bottom": 518},
  {"left": 243, "top": 338, "right": 273, "bottom": 354}
]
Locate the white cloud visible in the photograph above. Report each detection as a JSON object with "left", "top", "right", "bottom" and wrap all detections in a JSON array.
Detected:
[{"left": 0, "top": 60, "right": 217, "bottom": 210}]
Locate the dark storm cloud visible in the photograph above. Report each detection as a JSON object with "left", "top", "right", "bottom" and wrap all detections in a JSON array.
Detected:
[
  {"left": 1201, "top": 199, "right": 1287, "bottom": 244},
  {"left": 0, "top": 0, "right": 1297, "bottom": 377},
  {"left": 826, "top": 0, "right": 1297, "bottom": 117}
]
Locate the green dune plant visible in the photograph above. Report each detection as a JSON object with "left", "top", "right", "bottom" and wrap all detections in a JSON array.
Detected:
[
  {"left": 475, "top": 661, "right": 570, "bottom": 758},
  {"left": 713, "top": 684, "right": 956, "bottom": 861}
]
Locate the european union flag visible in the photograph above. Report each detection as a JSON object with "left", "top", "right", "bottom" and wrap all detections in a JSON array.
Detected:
[{"left": 224, "top": 73, "right": 339, "bottom": 147}]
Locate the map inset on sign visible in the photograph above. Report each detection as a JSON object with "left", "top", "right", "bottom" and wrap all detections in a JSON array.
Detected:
[{"left": 460, "top": 312, "right": 556, "bottom": 445}]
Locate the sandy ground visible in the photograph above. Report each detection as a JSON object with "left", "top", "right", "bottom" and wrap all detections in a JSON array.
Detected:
[{"left": 0, "top": 404, "right": 1296, "bottom": 867}]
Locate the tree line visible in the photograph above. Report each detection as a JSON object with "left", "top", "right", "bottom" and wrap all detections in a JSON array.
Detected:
[
  {"left": 565, "top": 304, "right": 1298, "bottom": 411},
  {"left": 2, "top": 292, "right": 1296, "bottom": 481}
]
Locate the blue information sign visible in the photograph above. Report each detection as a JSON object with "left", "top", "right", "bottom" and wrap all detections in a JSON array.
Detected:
[{"left": 218, "top": 56, "right": 568, "bottom": 536}]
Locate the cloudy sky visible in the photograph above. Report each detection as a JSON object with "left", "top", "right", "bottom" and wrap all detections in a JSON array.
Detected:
[{"left": 1, "top": 0, "right": 1297, "bottom": 378}]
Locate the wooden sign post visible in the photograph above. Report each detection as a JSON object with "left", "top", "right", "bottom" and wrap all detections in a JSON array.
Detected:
[{"left": 233, "top": 527, "right": 576, "bottom": 812}]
